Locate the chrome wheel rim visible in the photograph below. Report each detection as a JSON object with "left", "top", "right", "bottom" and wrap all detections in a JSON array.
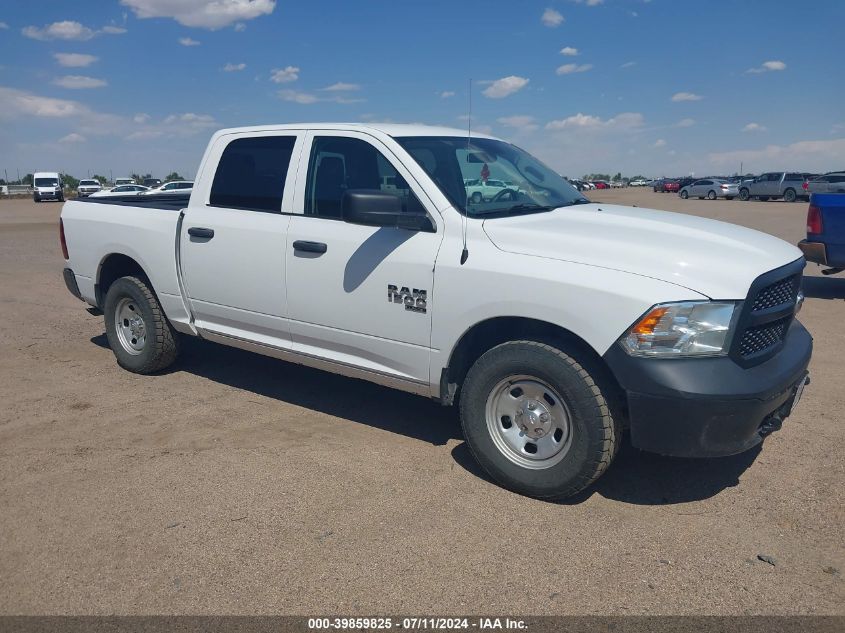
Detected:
[
  {"left": 114, "top": 297, "right": 146, "bottom": 355},
  {"left": 485, "top": 375, "right": 573, "bottom": 469}
]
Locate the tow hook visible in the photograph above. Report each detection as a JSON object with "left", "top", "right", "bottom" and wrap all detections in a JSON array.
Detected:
[{"left": 759, "top": 414, "right": 783, "bottom": 437}]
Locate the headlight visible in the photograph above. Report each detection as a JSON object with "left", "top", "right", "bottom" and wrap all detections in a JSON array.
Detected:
[{"left": 621, "top": 301, "right": 738, "bottom": 358}]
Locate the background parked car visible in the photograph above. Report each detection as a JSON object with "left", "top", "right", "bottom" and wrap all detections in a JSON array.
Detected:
[
  {"left": 77, "top": 179, "right": 102, "bottom": 197},
  {"left": 804, "top": 172, "right": 845, "bottom": 195},
  {"left": 593, "top": 180, "right": 610, "bottom": 189},
  {"left": 33, "top": 172, "right": 64, "bottom": 203},
  {"left": 113, "top": 177, "right": 136, "bottom": 186},
  {"left": 89, "top": 185, "right": 150, "bottom": 197},
  {"left": 144, "top": 180, "right": 194, "bottom": 195},
  {"left": 662, "top": 180, "right": 680, "bottom": 193},
  {"left": 679, "top": 178, "right": 739, "bottom": 200},
  {"left": 738, "top": 172, "right": 807, "bottom": 202},
  {"left": 143, "top": 178, "right": 162, "bottom": 188}
]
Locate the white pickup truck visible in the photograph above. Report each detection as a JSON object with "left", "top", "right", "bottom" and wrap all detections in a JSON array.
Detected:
[{"left": 60, "top": 123, "right": 812, "bottom": 499}]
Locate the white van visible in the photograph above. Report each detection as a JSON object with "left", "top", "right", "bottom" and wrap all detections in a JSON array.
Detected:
[{"left": 33, "top": 172, "right": 64, "bottom": 203}]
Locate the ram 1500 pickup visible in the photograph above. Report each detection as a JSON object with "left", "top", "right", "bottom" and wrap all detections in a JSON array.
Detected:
[{"left": 60, "top": 123, "right": 813, "bottom": 499}]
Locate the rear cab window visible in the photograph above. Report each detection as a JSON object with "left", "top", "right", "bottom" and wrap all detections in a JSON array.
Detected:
[{"left": 210, "top": 135, "right": 297, "bottom": 213}]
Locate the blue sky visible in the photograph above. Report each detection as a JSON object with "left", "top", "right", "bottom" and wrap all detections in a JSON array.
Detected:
[{"left": 1, "top": 0, "right": 843, "bottom": 180}]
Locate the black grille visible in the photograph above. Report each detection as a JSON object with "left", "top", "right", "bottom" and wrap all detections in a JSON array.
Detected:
[
  {"left": 739, "top": 318, "right": 790, "bottom": 357},
  {"left": 751, "top": 275, "right": 800, "bottom": 311},
  {"left": 735, "top": 270, "right": 801, "bottom": 363}
]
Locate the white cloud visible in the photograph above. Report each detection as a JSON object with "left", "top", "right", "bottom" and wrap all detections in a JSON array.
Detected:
[
  {"left": 497, "top": 115, "right": 539, "bottom": 132},
  {"left": 747, "top": 60, "right": 787, "bottom": 74},
  {"left": 278, "top": 89, "right": 319, "bottom": 104},
  {"left": 59, "top": 132, "right": 86, "bottom": 143},
  {"left": 54, "top": 53, "right": 99, "bottom": 68},
  {"left": 121, "top": 0, "right": 276, "bottom": 29},
  {"left": 322, "top": 82, "right": 360, "bottom": 91},
  {"left": 482, "top": 75, "right": 529, "bottom": 99},
  {"left": 545, "top": 112, "right": 644, "bottom": 131},
  {"left": 673, "top": 118, "right": 695, "bottom": 128},
  {"left": 234, "top": 22, "right": 247, "bottom": 31},
  {"left": 223, "top": 62, "right": 246, "bottom": 72},
  {"left": 620, "top": 61, "right": 636, "bottom": 69},
  {"left": 23, "top": 21, "right": 94, "bottom": 40},
  {"left": 0, "top": 22, "right": 9, "bottom": 30},
  {"left": 708, "top": 138, "right": 845, "bottom": 172},
  {"left": 439, "top": 91, "right": 455, "bottom": 99},
  {"left": 742, "top": 122, "right": 767, "bottom": 133},
  {"left": 53, "top": 75, "right": 108, "bottom": 89},
  {"left": 178, "top": 36, "right": 200, "bottom": 46},
  {"left": 556, "top": 63, "right": 593, "bottom": 75},
  {"left": 133, "top": 113, "right": 151, "bottom": 123},
  {"left": 270, "top": 65, "right": 299, "bottom": 83},
  {"left": 671, "top": 91, "right": 702, "bottom": 102},
  {"left": 277, "top": 89, "right": 362, "bottom": 105},
  {"left": 163, "top": 112, "right": 216, "bottom": 128},
  {"left": 541, "top": 8, "right": 564, "bottom": 27},
  {"left": 653, "top": 139, "right": 666, "bottom": 148},
  {"left": 560, "top": 46, "right": 579, "bottom": 56},
  {"left": 22, "top": 21, "right": 126, "bottom": 40},
  {"left": 0, "top": 86, "right": 88, "bottom": 118},
  {"left": 573, "top": 0, "right": 604, "bottom": 5}
]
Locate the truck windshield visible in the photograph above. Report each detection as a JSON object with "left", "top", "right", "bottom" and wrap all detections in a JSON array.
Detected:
[
  {"left": 395, "top": 136, "right": 588, "bottom": 217},
  {"left": 35, "top": 178, "right": 59, "bottom": 187}
]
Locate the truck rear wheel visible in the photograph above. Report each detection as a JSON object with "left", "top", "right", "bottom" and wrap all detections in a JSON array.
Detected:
[
  {"left": 784, "top": 188, "right": 796, "bottom": 203},
  {"left": 104, "top": 276, "right": 179, "bottom": 374},
  {"left": 459, "top": 340, "right": 620, "bottom": 500},
  {"left": 739, "top": 188, "right": 750, "bottom": 201}
]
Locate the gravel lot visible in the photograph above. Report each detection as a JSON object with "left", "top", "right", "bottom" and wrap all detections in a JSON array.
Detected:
[{"left": 0, "top": 190, "right": 842, "bottom": 615}]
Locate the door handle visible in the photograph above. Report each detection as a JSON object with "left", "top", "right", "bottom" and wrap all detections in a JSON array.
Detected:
[
  {"left": 293, "top": 240, "right": 327, "bottom": 254},
  {"left": 188, "top": 227, "right": 214, "bottom": 239}
]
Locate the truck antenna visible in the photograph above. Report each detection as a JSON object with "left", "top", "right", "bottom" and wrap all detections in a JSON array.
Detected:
[{"left": 461, "top": 78, "right": 471, "bottom": 265}]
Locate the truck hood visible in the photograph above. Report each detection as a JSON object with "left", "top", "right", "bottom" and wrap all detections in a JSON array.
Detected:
[{"left": 482, "top": 203, "right": 803, "bottom": 299}]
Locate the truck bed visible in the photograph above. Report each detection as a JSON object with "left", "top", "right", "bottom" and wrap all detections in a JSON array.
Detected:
[{"left": 73, "top": 193, "right": 190, "bottom": 210}]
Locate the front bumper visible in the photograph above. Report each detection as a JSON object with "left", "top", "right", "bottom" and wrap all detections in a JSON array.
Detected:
[{"left": 604, "top": 320, "right": 813, "bottom": 458}]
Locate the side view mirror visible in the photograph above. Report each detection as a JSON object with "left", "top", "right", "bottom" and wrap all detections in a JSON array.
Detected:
[{"left": 342, "top": 189, "right": 431, "bottom": 231}]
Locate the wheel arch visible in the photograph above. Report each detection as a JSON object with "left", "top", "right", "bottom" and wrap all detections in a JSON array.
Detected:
[
  {"left": 95, "top": 252, "right": 153, "bottom": 308},
  {"left": 440, "top": 316, "right": 623, "bottom": 408}
]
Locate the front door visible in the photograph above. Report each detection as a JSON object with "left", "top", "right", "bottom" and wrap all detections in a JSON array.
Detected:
[
  {"left": 179, "top": 131, "right": 302, "bottom": 347},
  {"left": 285, "top": 131, "right": 443, "bottom": 385}
]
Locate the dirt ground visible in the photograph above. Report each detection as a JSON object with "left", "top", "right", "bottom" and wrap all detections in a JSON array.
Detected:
[{"left": 0, "top": 190, "right": 842, "bottom": 615}]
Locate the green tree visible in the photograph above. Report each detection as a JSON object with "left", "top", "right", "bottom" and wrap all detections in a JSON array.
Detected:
[
  {"left": 22, "top": 173, "right": 33, "bottom": 186},
  {"left": 63, "top": 174, "right": 80, "bottom": 190},
  {"left": 165, "top": 171, "right": 183, "bottom": 182},
  {"left": 91, "top": 174, "right": 108, "bottom": 186}
]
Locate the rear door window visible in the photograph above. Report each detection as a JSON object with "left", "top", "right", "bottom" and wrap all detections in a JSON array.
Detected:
[{"left": 210, "top": 135, "right": 296, "bottom": 213}]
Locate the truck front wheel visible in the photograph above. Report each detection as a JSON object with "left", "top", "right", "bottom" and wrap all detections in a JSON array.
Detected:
[
  {"left": 739, "top": 188, "right": 750, "bottom": 201},
  {"left": 104, "top": 276, "right": 179, "bottom": 374},
  {"left": 459, "top": 340, "right": 620, "bottom": 500}
]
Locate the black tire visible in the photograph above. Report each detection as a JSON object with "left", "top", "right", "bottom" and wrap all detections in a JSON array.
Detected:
[
  {"left": 459, "top": 340, "right": 620, "bottom": 500},
  {"left": 104, "top": 276, "right": 179, "bottom": 374},
  {"left": 34, "top": 197, "right": 40, "bottom": 203},
  {"left": 680, "top": 190, "right": 688, "bottom": 199},
  {"left": 784, "top": 188, "right": 796, "bottom": 203},
  {"left": 739, "top": 188, "right": 750, "bottom": 201},
  {"left": 707, "top": 190, "right": 717, "bottom": 200}
]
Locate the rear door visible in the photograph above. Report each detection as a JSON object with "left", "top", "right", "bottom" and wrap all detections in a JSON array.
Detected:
[
  {"left": 179, "top": 131, "right": 303, "bottom": 347},
  {"left": 284, "top": 131, "right": 443, "bottom": 385}
]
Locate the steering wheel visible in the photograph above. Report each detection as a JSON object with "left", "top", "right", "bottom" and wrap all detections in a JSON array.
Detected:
[{"left": 490, "top": 188, "right": 519, "bottom": 203}]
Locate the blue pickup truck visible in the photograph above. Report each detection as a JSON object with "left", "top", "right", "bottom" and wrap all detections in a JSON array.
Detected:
[{"left": 799, "top": 193, "right": 845, "bottom": 275}]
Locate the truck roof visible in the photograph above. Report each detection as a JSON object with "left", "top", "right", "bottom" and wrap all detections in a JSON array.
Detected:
[{"left": 210, "top": 122, "right": 498, "bottom": 140}]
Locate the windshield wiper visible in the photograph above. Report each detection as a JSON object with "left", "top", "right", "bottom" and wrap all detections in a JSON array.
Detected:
[{"left": 472, "top": 203, "right": 555, "bottom": 216}]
